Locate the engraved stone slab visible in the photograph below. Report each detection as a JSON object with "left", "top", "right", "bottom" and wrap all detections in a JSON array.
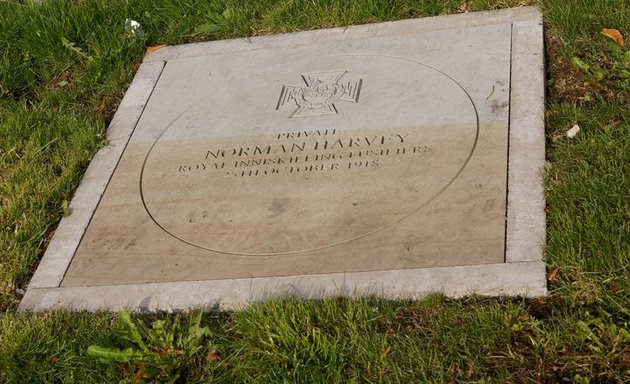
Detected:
[{"left": 20, "top": 7, "right": 547, "bottom": 311}]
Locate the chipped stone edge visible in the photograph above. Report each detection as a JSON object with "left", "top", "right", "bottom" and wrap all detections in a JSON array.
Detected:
[
  {"left": 505, "top": 8, "right": 546, "bottom": 277},
  {"left": 19, "top": 261, "right": 546, "bottom": 312},
  {"left": 19, "top": 7, "right": 547, "bottom": 312}
]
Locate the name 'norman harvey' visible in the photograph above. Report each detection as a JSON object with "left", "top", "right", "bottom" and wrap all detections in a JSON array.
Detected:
[{"left": 205, "top": 133, "right": 410, "bottom": 159}]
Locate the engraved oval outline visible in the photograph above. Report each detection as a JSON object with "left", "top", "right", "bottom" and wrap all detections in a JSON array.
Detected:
[{"left": 140, "top": 53, "right": 480, "bottom": 256}]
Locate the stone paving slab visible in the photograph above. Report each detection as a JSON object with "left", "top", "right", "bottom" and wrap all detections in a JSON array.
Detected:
[{"left": 20, "top": 6, "right": 546, "bottom": 312}]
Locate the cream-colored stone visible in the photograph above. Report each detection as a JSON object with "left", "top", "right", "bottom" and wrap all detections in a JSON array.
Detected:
[
  {"left": 21, "top": 7, "right": 547, "bottom": 311},
  {"left": 61, "top": 22, "right": 511, "bottom": 286}
]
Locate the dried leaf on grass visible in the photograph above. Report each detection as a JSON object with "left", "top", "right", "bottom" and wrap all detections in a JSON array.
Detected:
[
  {"left": 458, "top": 2, "right": 471, "bottom": 13},
  {"left": 548, "top": 268, "right": 561, "bottom": 282},
  {"left": 601, "top": 28, "right": 625, "bottom": 47},
  {"left": 207, "top": 353, "right": 220, "bottom": 361},
  {"left": 147, "top": 44, "right": 167, "bottom": 52},
  {"left": 97, "top": 97, "right": 107, "bottom": 114}
]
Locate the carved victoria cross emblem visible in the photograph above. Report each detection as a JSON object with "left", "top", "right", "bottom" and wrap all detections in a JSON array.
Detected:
[{"left": 276, "top": 70, "right": 363, "bottom": 118}]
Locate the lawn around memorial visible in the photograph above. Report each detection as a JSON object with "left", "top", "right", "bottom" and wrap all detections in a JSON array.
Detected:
[{"left": 0, "top": 0, "right": 628, "bottom": 382}]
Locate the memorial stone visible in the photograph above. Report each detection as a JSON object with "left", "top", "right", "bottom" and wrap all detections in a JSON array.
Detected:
[{"left": 21, "top": 7, "right": 547, "bottom": 311}]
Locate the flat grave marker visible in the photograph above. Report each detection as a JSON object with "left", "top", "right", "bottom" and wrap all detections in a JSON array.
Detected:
[{"left": 21, "top": 6, "right": 547, "bottom": 311}]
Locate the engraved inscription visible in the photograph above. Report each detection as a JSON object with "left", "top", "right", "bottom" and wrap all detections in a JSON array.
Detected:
[
  {"left": 276, "top": 70, "right": 362, "bottom": 117},
  {"left": 177, "top": 129, "right": 432, "bottom": 178}
]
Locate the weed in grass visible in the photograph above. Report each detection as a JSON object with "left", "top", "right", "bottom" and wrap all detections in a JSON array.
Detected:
[
  {"left": 572, "top": 40, "right": 629, "bottom": 105},
  {"left": 88, "top": 310, "right": 214, "bottom": 383}
]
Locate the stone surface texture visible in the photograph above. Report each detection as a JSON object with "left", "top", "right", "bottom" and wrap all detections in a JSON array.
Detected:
[{"left": 20, "top": 6, "right": 546, "bottom": 312}]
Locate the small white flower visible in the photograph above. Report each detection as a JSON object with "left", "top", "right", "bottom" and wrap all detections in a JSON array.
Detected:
[{"left": 125, "top": 19, "right": 145, "bottom": 39}]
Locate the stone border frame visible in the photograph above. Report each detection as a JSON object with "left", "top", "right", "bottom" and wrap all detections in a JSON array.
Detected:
[{"left": 20, "top": 6, "right": 546, "bottom": 312}]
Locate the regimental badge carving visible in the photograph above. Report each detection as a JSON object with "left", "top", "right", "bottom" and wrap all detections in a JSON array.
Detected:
[{"left": 276, "top": 70, "right": 363, "bottom": 118}]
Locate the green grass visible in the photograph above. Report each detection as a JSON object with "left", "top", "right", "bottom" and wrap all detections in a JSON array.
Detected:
[{"left": 1, "top": 0, "right": 629, "bottom": 382}]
